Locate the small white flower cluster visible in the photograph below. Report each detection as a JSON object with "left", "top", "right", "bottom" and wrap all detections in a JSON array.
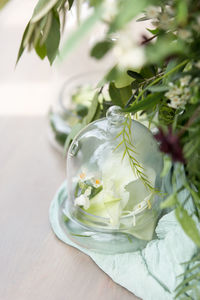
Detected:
[
  {"left": 165, "top": 75, "right": 191, "bottom": 109},
  {"left": 195, "top": 61, "right": 200, "bottom": 69},
  {"left": 113, "top": 27, "right": 146, "bottom": 70},
  {"left": 74, "top": 171, "right": 102, "bottom": 210},
  {"left": 146, "top": 5, "right": 174, "bottom": 30},
  {"left": 74, "top": 186, "right": 92, "bottom": 210},
  {"left": 192, "top": 16, "right": 200, "bottom": 32},
  {"left": 178, "top": 29, "right": 192, "bottom": 41}
]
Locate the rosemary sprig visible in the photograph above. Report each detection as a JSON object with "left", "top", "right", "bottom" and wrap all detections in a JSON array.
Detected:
[{"left": 114, "top": 114, "right": 154, "bottom": 192}]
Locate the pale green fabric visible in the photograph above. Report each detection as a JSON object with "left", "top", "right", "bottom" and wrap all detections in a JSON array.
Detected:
[{"left": 49, "top": 182, "right": 197, "bottom": 300}]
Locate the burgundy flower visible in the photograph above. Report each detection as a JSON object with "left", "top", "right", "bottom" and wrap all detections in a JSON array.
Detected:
[{"left": 154, "top": 127, "right": 185, "bottom": 164}]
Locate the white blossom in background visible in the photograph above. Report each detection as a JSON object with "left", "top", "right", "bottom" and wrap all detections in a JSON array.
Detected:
[
  {"left": 159, "top": 13, "right": 172, "bottom": 30},
  {"left": 178, "top": 29, "right": 192, "bottom": 40},
  {"left": 195, "top": 61, "right": 200, "bottom": 69},
  {"left": 180, "top": 75, "right": 191, "bottom": 87},
  {"left": 103, "top": 0, "right": 118, "bottom": 23},
  {"left": 146, "top": 6, "right": 161, "bottom": 19},
  {"left": 113, "top": 27, "right": 146, "bottom": 70}
]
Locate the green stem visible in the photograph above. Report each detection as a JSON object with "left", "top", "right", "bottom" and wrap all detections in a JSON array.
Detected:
[{"left": 134, "top": 59, "right": 189, "bottom": 104}]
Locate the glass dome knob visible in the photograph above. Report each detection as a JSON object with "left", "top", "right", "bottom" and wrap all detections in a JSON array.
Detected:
[{"left": 106, "top": 105, "right": 125, "bottom": 125}]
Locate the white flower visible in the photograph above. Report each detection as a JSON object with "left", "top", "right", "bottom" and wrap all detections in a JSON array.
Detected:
[
  {"left": 92, "top": 178, "right": 101, "bottom": 188},
  {"left": 165, "top": 5, "right": 174, "bottom": 16},
  {"left": 103, "top": 0, "right": 118, "bottom": 23},
  {"left": 112, "top": 26, "right": 146, "bottom": 70},
  {"left": 180, "top": 75, "right": 191, "bottom": 87},
  {"left": 114, "top": 43, "right": 146, "bottom": 70},
  {"left": 195, "top": 61, "right": 200, "bottom": 69},
  {"left": 74, "top": 194, "right": 90, "bottom": 210},
  {"left": 84, "top": 187, "right": 92, "bottom": 196},
  {"left": 178, "top": 29, "right": 192, "bottom": 40},
  {"left": 159, "top": 13, "right": 172, "bottom": 30},
  {"left": 168, "top": 95, "right": 186, "bottom": 109},
  {"left": 146, "top": 6, "right": 161, "bottom": 19},
  {"left": 165, "top": 86, "right": 181, "bottom": 100}
]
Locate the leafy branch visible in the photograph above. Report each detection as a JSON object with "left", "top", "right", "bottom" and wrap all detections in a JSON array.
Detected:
[{"left": 16, "top": 0, "right": 74, "bottom": 65}]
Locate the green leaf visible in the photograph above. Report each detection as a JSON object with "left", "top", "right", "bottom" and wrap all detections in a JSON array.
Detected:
[
  {"left": 160, "top": 193, "right": 177, "bottom": 209},
  {"left": 147, "top": 28, "right": 160, "bottom": 35},
  {"left": 35, "top": 39, "right": 47, "bottom": 59},
  {"left": 160, "top": 156, "right": 172, "bottom": 177},
  {"left": 146, "top": 36, "right": 187, "bottom": 64},
  {"left": 90, "top": 40, "right": 113, "bottom": 59},
  {"left": 31, "top": 0, "right": 58, "bottom": 23},
  {"left": 60, "top": 5, "right": 103, "bottom": 59},
  {"left": 83, "top": 92, "right": 99, "bottom": 125},
  {"left": 16, "top": 22, "right": 30, "bottom": 65},
  {"left": 109, "top": 82, "right": 123, "bottom": 107},
  {"left": 0, "top": 0, "right": 10, "bottom": 10},
  {"left": 124, "top": 92, "right": 162, "bottom": 113},
  {"left": 109, "top": 0, "right": 148, "bottom": 33},
  {"left": 68, "top": 0, "right": 74, "bottom": 9},
  {"left": 119, "top": 85, "right": 132, "bottom": 106},
  {"left": 140, "top": 65, "right": 156, "bottom": 78},
  {"left": 63, "top": 123, "right": 84, "bottom": 155},
  {"left": 176, "top": 0, "right": 188, "bottom": 25},
  {"left": 109, "top": 82, "right": 132, "bottom": 107},
  {"left": 175, "top": 206, "right": 200, "bottom": 247},
  {"left": 127, "top": 70, "right": 144, "bottom": 81},
  {"left": 45, "top": 11, "right": 60, "bottom": 64}
]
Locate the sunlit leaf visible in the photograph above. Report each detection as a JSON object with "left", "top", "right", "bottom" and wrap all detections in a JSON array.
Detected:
[{"left": 31, "top": 0, "right": 58, "bottom": 23}]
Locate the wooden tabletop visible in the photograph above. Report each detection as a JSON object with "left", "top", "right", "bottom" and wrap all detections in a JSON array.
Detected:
[{"left": 0, "top": 116, "right": 139, "bottom": 300}]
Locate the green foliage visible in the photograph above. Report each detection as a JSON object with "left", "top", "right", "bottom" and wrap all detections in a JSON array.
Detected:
[
  {"left": 31, "top": 0, "right": 58, "bottom": 23},
  {"left": 124, "top": 92, "right": 162, "bottom": 113},
  {"left": 90, "top": 40, "right": 113, "bottom": 59},
  {"left": 175, "top": 206, "right": 200, "bottom": 248},
  {"left": 175, "top": 251, "right": 200, "bottom": 298},
  {"left": 45, "top": 10, "right": 60, "bottom": 64},
  {"left": 109, "top": 83, "right": 132, "bottom": 107},
  {"left": 16, "top": 0, "right": 74, "bottom": 65},
  {"left": 108, "top": 0, "right": 149, "bottom": 33},
  {"left": 59, "top": 4, "right": 103, "bottom": 59}
]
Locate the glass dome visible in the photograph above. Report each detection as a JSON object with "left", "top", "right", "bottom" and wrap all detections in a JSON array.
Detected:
[{"left": 63, "top": 106, "right": 163, "bottom": 252}]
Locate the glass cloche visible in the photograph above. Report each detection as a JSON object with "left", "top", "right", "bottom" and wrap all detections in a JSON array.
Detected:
[{"left": 61, "top": 106, "right": 163, "bottom": 253}]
